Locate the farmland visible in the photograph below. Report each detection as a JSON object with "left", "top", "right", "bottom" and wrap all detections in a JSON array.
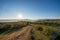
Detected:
[{"left": 0, "top": 19, "right": 60, "bottom": 40}]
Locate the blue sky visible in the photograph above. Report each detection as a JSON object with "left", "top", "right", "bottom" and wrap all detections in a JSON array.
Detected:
[{"left": 0, "top": 0, "right": 60, "bottom": 19}]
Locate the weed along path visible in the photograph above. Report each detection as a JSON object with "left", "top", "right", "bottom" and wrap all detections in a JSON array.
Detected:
[{"left": 1, "top": 25, "right": 34, "bottom": 40}]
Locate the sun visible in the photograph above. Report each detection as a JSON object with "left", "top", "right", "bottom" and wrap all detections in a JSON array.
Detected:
[{"left": 17, "top": 14, "right": 23, "bottom": 19}]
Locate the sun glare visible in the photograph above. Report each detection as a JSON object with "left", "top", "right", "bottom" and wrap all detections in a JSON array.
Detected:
[{"left": 17, "top": 14, "right": 23, "bottom": 19}]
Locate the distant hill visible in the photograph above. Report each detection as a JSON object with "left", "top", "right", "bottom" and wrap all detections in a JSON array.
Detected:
[{"left": 35, "top": 19, "right": 60, "bottom": 23}]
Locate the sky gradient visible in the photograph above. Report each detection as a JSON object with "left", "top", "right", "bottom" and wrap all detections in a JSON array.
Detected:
[{"left": 0, "top": 0, "right": 60, "bottom": 19}]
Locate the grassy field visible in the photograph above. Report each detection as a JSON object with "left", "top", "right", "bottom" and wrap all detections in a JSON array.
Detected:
[{"left": 0, "top": 19, "right": 60, "bottom": 40}]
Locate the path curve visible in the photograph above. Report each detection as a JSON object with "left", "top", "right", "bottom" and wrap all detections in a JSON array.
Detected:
[{"left": 1, "top": 25, "right": 33, "bottom": 40}]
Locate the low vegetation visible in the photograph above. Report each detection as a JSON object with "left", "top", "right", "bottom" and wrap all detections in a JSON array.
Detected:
[{"left": 0, "top": 19, "right": 60, "bottom": 40}]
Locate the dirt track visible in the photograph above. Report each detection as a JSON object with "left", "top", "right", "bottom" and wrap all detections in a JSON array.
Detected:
[{"left": 1, "top": 26, "right": 33, "bottom": 40}]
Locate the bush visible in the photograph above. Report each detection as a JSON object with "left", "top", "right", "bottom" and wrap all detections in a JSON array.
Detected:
[
  {"left": 37, "top": 27, "right": 43, "bottom": 31},
  {"left": 0, "top": 24, "right": 12, "bottom": 34}
]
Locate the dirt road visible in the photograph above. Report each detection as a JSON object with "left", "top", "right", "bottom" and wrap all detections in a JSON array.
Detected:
[{"left": 1, "top": 25, "right": 33, "bottom": 40}]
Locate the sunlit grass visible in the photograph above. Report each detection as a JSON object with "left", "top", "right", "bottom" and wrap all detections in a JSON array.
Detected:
[{"left": 33, "top": 24, "right": 60, "bottom": 40}]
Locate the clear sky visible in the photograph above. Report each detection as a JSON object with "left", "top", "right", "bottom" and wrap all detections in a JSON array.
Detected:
[{"left": 0, "top": 0, "right": 60, "bottom": 19}]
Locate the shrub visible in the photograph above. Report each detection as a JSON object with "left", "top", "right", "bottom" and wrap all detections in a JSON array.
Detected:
[{"left": 37, "top": 27, "right": 43, "bottom": 31}]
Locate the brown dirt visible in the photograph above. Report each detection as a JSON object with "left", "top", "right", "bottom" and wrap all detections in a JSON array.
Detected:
[{"left": 1, "top": 26, "right": 33, "bottom": 40}]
